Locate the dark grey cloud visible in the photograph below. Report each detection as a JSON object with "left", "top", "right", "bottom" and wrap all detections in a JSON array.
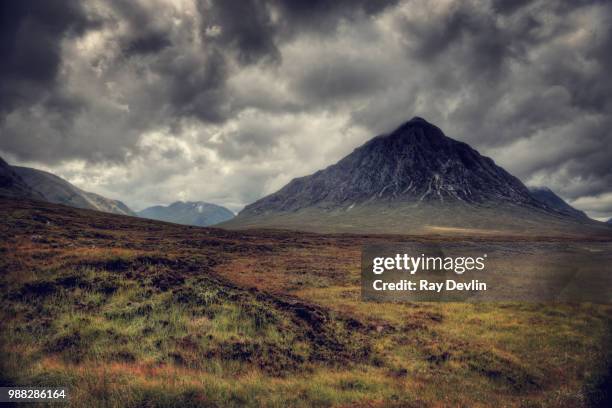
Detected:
[
  {"left": 124, "top": 30, "right": 172, "bottom": 55},
  {"left": 155, "top": 48, "right": 230, "bottom": 123},
  {"left": 293, "top": 58, "right": 390, "bottom": 104},
  {"left": 0, "top": 0, "right": 611, "bottom": 219},
  {"left": 110, "top": 0, "right": 173, "bottom": 55},
  {"left": 197, "top": 0, "right": 280, "bottom": 65},
  {"left": 0, "top": 0, "right": 398, "bottom": 165},
  {"left": 197, "top": 0, "right": 400, "bottom": 65},
  {"left": 0, "top": 0, "right": 97, "bottom": 114},
  {"left": 216, "top": 121, "right": 282, "bottom": 160},
  {"left": 270, "top": 0, "right": 400, "bottom": 35},
  {"left": 491, "top": 0, "right": 535, "bottom": 15}
]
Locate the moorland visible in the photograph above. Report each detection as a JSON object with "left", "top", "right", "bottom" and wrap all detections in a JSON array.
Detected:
[{"left": 1, "top": 197, "right": 611, "bottom": 407}]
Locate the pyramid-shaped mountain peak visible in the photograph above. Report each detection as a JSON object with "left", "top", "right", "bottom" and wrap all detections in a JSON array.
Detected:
[{"left": 237, "top": 118, "right": 540, "bottom": 217}]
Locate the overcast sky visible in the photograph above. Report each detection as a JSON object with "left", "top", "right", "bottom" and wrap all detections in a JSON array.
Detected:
[{"left": 1, "top": 0, "right": 611, "bottom": 219}]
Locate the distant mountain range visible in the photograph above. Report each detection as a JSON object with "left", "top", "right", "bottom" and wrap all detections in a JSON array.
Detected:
[
  {"left": 0, "top": 156, "right": 234, "bottom": 226},
  {"left": 1, "top": 118, "right": 608, "bottom": 235},
  {"left": 222, "top": 117, "right": 607, "bottom": 234},
  {"left": 138, "top": 201, "right": 234, "bottom": 226}
]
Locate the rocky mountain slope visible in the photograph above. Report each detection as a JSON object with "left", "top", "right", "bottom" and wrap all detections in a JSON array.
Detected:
[
  {"left": 6, "top": 163, "right": 135, "bottom": 216},
  {"left": 529, "top": 187, "right": 588, "bottom": 219},
  {"left": 0, "top": 157, "right": 45, "bottom": 200},
  {"left": 222, "top": 117, "right": 602, "bottom": 234},
  {"left": 138, "top": 201, "right": 234, "bottom": 226}
]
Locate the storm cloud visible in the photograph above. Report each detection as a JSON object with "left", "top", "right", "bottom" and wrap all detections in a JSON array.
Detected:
[{"left": 0, "top": 0, "right": 611, "bottom": 219}]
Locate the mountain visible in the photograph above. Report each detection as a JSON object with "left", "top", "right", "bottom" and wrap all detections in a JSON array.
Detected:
[
  {"left": 529, "top": 187, "right": 588, "bottom": 219},
  {"left": 137, "top": 201, "right": 234, "bottom": 226},
  {"left": 0, "top": 157, "right": 45, "bottom": 200},
  {"left": 222, "top": 117, "right": 601, "bottom": 234},
  {"left": 11, "top": 166, "right": 135, "bottom": 216}
]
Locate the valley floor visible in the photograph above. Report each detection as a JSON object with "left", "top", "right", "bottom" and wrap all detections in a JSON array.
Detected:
[{"left": 0, "top": 197, "right": 611, "bottom": 407}]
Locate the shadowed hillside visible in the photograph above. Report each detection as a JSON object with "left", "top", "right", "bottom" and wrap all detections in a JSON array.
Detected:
[{"left": 13, "top": 166, "right": 135, "bottom": 216}]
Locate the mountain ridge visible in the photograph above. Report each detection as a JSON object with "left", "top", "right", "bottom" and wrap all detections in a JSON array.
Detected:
[
  {"left": 0, "top": 157, "right": 45, "bottom": 200},
  {"left": 0, "top": 156, "right": 135, "bottom": 216},
  {"left": 222, "top": 117, "right": 602, "bottom": 234},
  {"left": 138, "top": 201, "right": 234, "bottom": 227},
  {"left": 528, "top": 186, "right": 588, "bottom": 220},
  {"left": 13, "top": 166, "right": 136, "bottom": 216},
  {"left": 240, "top": 117, "right": 544, "bottom": 216}
]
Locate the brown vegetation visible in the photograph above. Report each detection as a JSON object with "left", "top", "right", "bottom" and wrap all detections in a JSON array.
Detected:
[{"left": 1, "top": 197, "right": 611, "bottom": 407}]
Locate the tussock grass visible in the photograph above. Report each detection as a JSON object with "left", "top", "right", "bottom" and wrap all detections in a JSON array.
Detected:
[{"left": 1, "top": 197, "right": 611, "bottom": 407}]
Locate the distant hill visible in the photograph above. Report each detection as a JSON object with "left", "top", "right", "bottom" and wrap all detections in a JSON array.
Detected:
[
  {"left": 138, "top": 201, "right": 234, "bottom": 226},
  {"left": 222, "top": 117, "right": 601, "bottom": 235},
  {"left": 529, "top": 187, "right": 588, "bottom": 219},
  {"left": 0, "top": 157, "right": 45, "bottom": 200},
  {"left": 3, "top": 162, "right": 135, "bottom": 216}
]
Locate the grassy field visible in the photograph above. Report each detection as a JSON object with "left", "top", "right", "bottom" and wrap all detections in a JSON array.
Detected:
[
  {"left": 1, "top": 197, "right": 611, "bottom": 407},
  {"left": 219, "top": 201, "right": 612, "bottom": 238}
]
